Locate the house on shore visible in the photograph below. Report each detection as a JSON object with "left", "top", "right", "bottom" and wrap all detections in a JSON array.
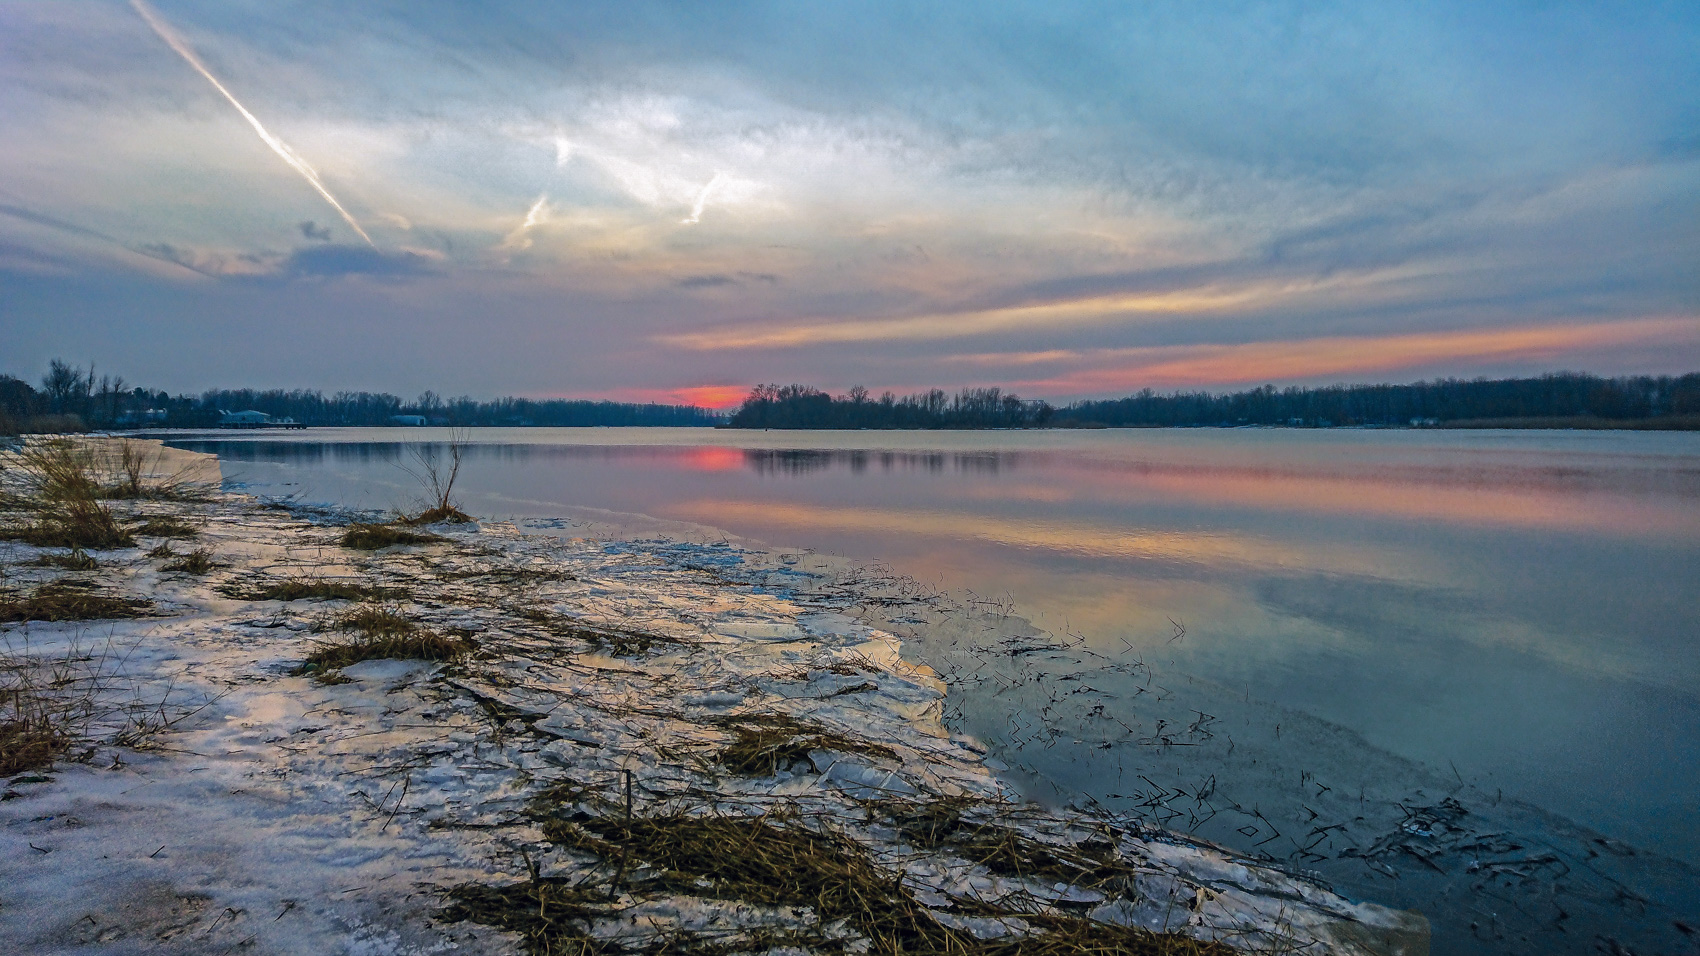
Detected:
[{"left": 217, "top": 410, "right": 304, "bottom": 429}]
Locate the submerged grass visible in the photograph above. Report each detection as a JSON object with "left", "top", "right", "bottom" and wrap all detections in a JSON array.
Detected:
[
  {"left": 0, "top": 581, "right": 153, "bottom": 623},
  {"left": 445, "top": 810, "right": 1234, "bottom": 956},
  {"left": 341, "top": 523, "right": 445, "bottom": 550},
  {"left": 713, "top": 712, "right": 898, "bottom": 777}
]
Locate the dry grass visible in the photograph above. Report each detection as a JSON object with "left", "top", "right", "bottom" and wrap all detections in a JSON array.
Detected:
[
  {"left": 0, "top": 440, "right": 137, "bottom": 549},
  {"left": 220, "top": 577, "right": 405, "bottom": 603},
  {"left": 161, "top": 548, "right": 219, "bottom": 575},
  {"left": 0, "top": 581, "right": 153, "bottom": 623},
  {"left": 29, "top": 549, "right": 98, "bottom": 571},
  {"left": 100, "top": 440, "right": 212, "bottom": 501},
  {"left": 128, "top": 516, "right": 199, "bottom": 539},
  {"left": 514, "top": 608, "right": 682, "bottom": 657},
  {"left": 1, "top": 500, "right": 136, "bottom": 549},
  {"left": 713, "top": 712, "right": 898, "bottom": 777},
  {"left": 341, "top": 523, "right": 445, "bottom": 550},
  {"left": 444, "top": 810, "right": 1235, "bottom": 956},
  {"left": 298, "top": 631, "right": 474, "bottom": 672},
  {"left": 401, "top": 505, "right": 474, "bottom": 526},
  {"left": 436, "top": 564, "right": 573, "bottom": 585},
  {"left": 296, "top": 606, "right": 473, "bottom": 673},
  {"left": 0, "top": 715, "right": 68, "bottom": 776},
  {"left": 13, "top": 440, "right": 99, "bottom": 502}
]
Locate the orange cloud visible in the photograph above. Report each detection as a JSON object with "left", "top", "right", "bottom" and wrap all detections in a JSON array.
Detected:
[{"left": 1006, "top": 316, "right": 1700, "bottom": 394}]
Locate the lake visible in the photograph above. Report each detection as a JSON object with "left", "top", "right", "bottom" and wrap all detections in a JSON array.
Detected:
[{"left": 164, "top": 426, "right": 1700, "bottom": 952}]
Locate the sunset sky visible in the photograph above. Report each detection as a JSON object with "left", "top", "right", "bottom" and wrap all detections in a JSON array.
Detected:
[{"left": 3, "top": 0, "right": 1697, "bottom": 406}]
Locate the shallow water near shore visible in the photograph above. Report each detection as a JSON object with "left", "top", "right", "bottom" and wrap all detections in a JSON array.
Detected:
[{"left": 162, "top": 426, "right": 1700, "bottom": 952}]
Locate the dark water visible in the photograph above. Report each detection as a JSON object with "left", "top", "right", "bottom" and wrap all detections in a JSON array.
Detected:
[{"left": 164, "top": 427, "right": 1700, "bottom": 952}]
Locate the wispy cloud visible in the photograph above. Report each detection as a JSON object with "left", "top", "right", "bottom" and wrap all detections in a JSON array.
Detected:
[
  {"left": 500, "top": 193, "right": 551, "bottom": 250},
  {"left": 1001, "top": 317, "right": 1700, "bottom": 395},
  {"left": 129, "top": 0, "right": 373, "bottom": 246},
  {"left": 654, "top": 266, "right": 1433, "bottom": 351}
]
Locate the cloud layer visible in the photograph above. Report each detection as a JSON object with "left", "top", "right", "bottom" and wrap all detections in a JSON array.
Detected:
[{"left": 1, "top": 0, "right": 1696, "bottom": 402}]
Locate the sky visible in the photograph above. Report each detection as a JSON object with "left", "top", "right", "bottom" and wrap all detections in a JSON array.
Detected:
[{"left": 2, "top": 0, "right": 1697, "bottom": 407}]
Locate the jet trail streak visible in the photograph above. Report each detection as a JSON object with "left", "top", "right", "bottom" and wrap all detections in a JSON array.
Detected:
[
  {"left": 682, "top": 172, "right": 727, "bottom": 225},
  {"left": 131, "top": 0, "right": 373, "bottom": 246}
]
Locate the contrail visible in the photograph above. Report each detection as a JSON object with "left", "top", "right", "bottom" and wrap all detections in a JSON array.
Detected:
[
  {"left": 500, "top": 193, "right": 550, "bottom": 250},
  {"left": 130, "top": 0, "right": 373, "bottom": 246},
  {"left": 682, "top": 171, "right": 727, "bottom": 225}
]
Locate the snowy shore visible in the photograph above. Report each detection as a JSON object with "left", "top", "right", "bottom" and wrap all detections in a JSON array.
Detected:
[{"left": 0, "top": 446, "right": 1426, "bottom": 954}]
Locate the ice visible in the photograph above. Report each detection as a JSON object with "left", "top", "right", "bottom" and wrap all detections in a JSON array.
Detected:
[{"left": 0, "top": 444, "right": 1427, "bottom": 955}]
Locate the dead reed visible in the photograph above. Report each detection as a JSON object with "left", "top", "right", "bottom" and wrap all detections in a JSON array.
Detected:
[
  {"left": 514, "top": 608, "right": 682, "bottom": 657},
  {"left": 341, "top": 523, "right": 445, "bottom": 550},
  {"left": 1, "top": 499, "right": 135, "bottom": 549},
  {"left": 220, "top": 577, "right": 406, "bottom": 602},
  {"left": 400, "top": 505, "right": 474, "bottom": 526},
  {"left": 101, "top": 440, "right": 211, "bottom": 501},
  {"left": 28, "top": 549, "right": 98, "bottom": 571},
  {"left": 445, "top": 809, "right": 1233, "bottom": 956},
  {"left": 0, "top": 581, "right": 152, "bottom": 623},
  {"left": 296, "top": 607, "right": 473, "bottom": 672},
  {"left": 713, "top": 712, "right": 898, "bottom": 777},
  {"left": 127, "top": 516, "right": 199, "bottom": 539},
  {"left": 161, "top": 548, "right": 219, "bottom": 575}
]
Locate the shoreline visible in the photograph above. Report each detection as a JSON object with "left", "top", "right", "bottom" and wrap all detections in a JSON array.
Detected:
[{"left": 0, "top": 441, "right": 1428, "bottom": 955}]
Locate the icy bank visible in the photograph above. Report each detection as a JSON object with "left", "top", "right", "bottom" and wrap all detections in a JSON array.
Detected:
[{"left": 0, "top": 460, "right": 1426, "bottom": 954}]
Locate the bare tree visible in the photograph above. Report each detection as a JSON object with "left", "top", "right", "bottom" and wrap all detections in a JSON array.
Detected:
[{"left": 401, "top": 426, "right": 471, "bottom": 523}]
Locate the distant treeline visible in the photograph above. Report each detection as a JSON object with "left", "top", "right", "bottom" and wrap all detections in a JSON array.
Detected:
[
  {"left": 1057, "top": 373, "right": 1700, "bottom": 428},
  {"left": 728, "top": 385, "right": 1054, "bottom": 429},
  {"left": 0, "top": 360, "right": 720, "bottom": 433}
]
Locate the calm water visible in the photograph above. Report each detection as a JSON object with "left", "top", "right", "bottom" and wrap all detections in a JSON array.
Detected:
[{"left": 165, "top": 427, "right": 1700, "bottom": 949}]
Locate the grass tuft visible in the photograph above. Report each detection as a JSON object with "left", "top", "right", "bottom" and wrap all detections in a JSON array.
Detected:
[
  {"left": 161, "top": 548, "right": 219, "bottom": 575},
  {"left": 128, "top": 516, "right": 199, "bottom": 539},
  {"left": 1, "top": 500, "right": 135, "bottom": 549},
  {"left": 29, "top": 549, "right": 98, "bottom": 571},
  {"left": 0, "top": 581, "right": 153, "bottom": 623},
  {"left": 297, "top": 631, "right": 474, "bottom": 672},
  {"left": 0, "top": 715, "right": 68, "bottom": 777},
  {"left": 400, "top": 505, "right": 474, "bottom": 525},
  {"left": 340, "top": 523, "right": 445, "bottom": 550},
  {"left": 295, "top": 606, "right": 473, "bottom": 673},
  {"left": 221, "top": 577, "right": 406, "bottom": 603},
  {"left": 713, "top": 712, "right": 898, "bottom": 777}
]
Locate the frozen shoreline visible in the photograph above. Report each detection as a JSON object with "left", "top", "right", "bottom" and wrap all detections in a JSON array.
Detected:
[{"left": 0, "top": 451, "right": 1426, "bottom": 954}]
